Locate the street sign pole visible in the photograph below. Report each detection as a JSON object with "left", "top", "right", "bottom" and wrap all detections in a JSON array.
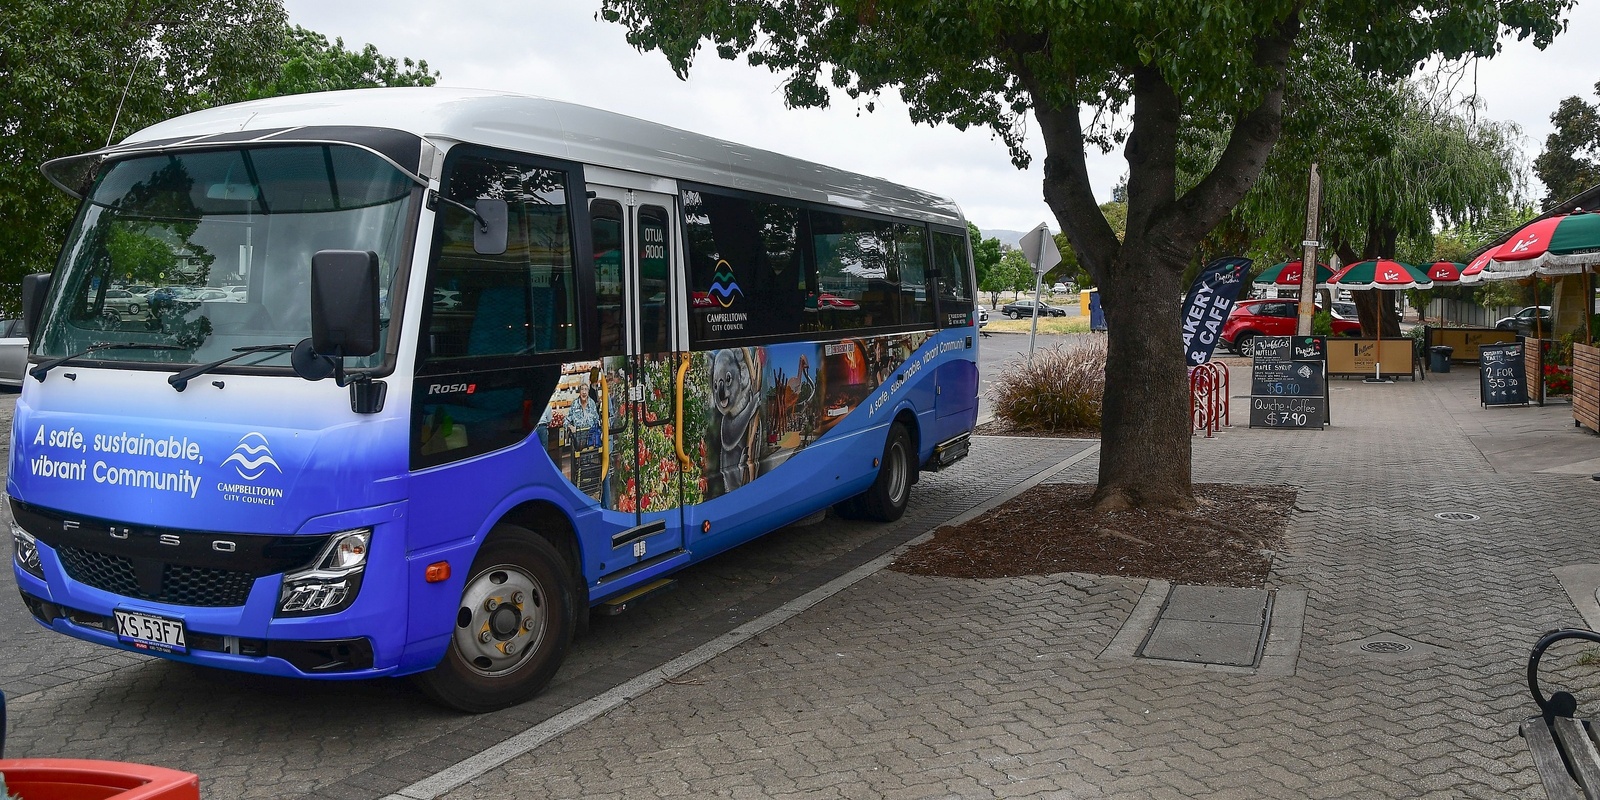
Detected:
[
  {"left": 1029, "top": 271, "right": 1043, "bottom": 359},
  {"left": 1017, "top": 222, "right": 1062, "bottom": 363}
]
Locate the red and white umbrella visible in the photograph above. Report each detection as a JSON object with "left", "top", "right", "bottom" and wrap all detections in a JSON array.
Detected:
[
  {"left": 1424, "top": 261, "right": 1465, "bottom": 284},
  {"left": 1482, "top": 210, "right": 1600, "bottom": 279},
  {"left": 1459, "top": 251, "right": 1493, "bottom": 285},
  {"left": 1422, "top": 261, "right": 1465, "bottom": 327}
]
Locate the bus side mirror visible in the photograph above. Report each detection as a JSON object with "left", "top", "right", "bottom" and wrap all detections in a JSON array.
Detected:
[
  {"left": 474, "top": 198, "right": 508, "bottom": 255},
  {"left": 309, "top": 250, "right": 380, "bottom": 358},
  {"left": 21, "top": 273, "right": 51, "bottom": 341}
]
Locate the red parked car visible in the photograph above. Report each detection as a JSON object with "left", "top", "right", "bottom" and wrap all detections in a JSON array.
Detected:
[{"left": 1221, "top": 298, "right": 1361, "bottom": 354}]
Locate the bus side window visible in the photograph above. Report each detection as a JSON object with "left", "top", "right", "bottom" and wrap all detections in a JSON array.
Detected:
[
  {"left": 423, "top": 157, "right": 580, "bottom": 361},
  {"left": 682, "top": 190, "right": 803, "bottom": 345},
  {"left": 592, "top": 200, "right": 624, "bottom": 357},
  {"left": 896, "top": 224, "right": 932, "bottom": 326},
  {"left": 810, "top": 210, "right": 899, "bottom": 331},
  {"left": 413, "top": 152, "right": 580, "bottom": 468},
  {"left": 931, "top": 230, "right": 974, "bottom": 326}
]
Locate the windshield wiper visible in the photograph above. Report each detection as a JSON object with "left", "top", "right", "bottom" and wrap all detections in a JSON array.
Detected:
[
  {"left": 168, "top": 343, "right": 295, "bottom": 392},
  {"left": 31, "top": 342, "right": 189, "bottom": 382}
]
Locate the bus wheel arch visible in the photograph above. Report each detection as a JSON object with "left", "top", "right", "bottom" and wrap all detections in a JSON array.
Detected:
[
  {"left": 893, "top": 408, "right": 921, "bottom": 483},
  {"left": 836, "top": 415, "right": 919, "bottom": 523},
  {"left": 414, "top": 518, "right": 578, "bottom": 713}
]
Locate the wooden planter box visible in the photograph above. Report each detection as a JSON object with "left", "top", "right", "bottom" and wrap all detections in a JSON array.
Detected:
[
  {"left": 1526, "top": 338, "right": 1548, "bottom": 406},
  {"left": 1575, "top": 343, "right": 1600, "bottom": 433},
  {"left": 0, "top": 759, "right": 199, "bottom": 800}
]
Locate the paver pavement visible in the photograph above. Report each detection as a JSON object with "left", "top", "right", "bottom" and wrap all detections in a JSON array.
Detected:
[{"left": 437, "top": 366, "right": 1600, "bottom": 799}]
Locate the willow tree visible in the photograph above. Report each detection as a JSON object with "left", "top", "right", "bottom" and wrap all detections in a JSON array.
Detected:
[
  {"left": 601, "top": 0, "right": 1570, "bottom": 511},
  {"left": 1232, "top": 76, "right": 1526, "bottom": 335}
]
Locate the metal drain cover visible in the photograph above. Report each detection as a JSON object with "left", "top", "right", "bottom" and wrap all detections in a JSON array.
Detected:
[
  {"left": 1434, "top": 512, "right": 1480, "bottom": 522},
  {"left": 1361, "top": 640, "right": 1411, "bottom": 654}
]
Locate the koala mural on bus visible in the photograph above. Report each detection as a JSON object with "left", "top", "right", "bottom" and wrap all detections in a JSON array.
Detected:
[{"left": 708, "top": 347, "right": 764, "bottom": 496}]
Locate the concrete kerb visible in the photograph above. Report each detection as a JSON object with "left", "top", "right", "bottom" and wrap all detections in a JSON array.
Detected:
[{"left": 380, "top": 441, "right": 1102, "bottom": 800}]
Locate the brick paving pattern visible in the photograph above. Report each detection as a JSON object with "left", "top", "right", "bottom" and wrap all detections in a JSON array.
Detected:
[
  {"left": 0, "top": 415, "right": 1086, "bottom": 800},
  {"left": 441, "top": 369, "right": 1600, "bottom": 799}
]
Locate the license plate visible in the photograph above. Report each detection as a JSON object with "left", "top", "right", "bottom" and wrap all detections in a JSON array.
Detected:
[{"left": 114, "top": 609, "right": 187, "bottom": 654}]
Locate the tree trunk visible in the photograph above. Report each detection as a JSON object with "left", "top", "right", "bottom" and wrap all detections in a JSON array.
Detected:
[
  {"left": 1090, "top": 247, "right": 1195, "bottom": 511},
  {"left": 1353, "top": 290, "right": 1402, "bottom": 337}
]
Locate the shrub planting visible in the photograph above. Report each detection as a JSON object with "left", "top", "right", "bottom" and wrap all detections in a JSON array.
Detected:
[{"left": 990, "top": 339, "right": 1106, "bottom": 432}]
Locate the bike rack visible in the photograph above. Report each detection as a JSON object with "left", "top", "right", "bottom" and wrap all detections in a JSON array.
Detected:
[{"left": 1188, "top": 362, "right": 1230, "bottom": 438}]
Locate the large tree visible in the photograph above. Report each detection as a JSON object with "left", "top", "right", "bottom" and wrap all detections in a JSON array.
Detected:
[
  {"left": 1534, "top": 83, "right": 1600, "bottom": 208},
  {"left": 1227, "top": 74, "right": 1526, "bottom": 335},
  {"left": 601, "top": 0, "right": 1569, "bottom": 510},
  {"left": 0, "top": 2, "right": 437, "bottom": 311},
  {"left": 244, "top": 25, "right": 438, "bottom": 100}
]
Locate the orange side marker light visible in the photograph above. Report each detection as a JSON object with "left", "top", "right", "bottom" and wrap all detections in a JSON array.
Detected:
[{"left": 425, "top": 561, "right": 452, "bottom": 583}]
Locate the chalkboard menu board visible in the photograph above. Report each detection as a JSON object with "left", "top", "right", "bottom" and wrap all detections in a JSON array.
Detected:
[
  {"left": 1249, "top": 335, "right": 1328, "bottom": 429},
  {"left": 1479, "top": 342, "right": 1528, "bottom": 406}
]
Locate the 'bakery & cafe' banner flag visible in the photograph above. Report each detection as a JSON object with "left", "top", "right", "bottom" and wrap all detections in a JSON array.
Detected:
[{"left": 1181, "top": 256, "right": 1252, "bottom": 366}]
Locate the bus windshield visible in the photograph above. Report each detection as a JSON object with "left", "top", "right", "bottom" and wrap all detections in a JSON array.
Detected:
[{"left": 36, "top": 144, "right": 418, "bottom": 371}]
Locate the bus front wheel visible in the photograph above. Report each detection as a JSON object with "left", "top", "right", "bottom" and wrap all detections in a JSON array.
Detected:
[{"left": 415, "top": 525, "right": 576, "bottom": 713}]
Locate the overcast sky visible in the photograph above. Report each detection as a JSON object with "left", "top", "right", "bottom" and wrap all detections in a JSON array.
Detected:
[{"left": 280, "top": 1, "right": 1600, "bottom": 235}]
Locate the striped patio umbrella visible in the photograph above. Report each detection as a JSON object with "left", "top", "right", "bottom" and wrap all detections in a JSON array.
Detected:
[
  {"left": 1458, "top": 250, "right": 1493, "bottom": 285},
  {"left": 1329, "top": 258, "right": 1434, "bottom": 290},
  {"left": 1254, "top": 260, "right": 1335, "bottom": 288},
  {"left": 1329, "top": 259, "right": 1431, "bottom": 381},
  {"left": 1483, "top": 209, "right": 1600, "bottom": 279}
]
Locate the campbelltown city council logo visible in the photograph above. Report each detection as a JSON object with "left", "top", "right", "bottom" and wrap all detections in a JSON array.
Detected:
[
  {"left": 708, "top": 259, "right": 743, "bottom": 308},
  {"left": 222, "top": 432, "right": 281, "bottom": 481}
]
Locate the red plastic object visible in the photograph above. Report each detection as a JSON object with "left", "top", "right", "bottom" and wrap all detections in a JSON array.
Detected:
[{"left": 0, "top": 759, "right": 200, "bottom": 799}]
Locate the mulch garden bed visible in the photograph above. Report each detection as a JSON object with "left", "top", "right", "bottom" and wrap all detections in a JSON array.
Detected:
[{"left": 892, "top": 482, "right": 1295, "bottom": 587}]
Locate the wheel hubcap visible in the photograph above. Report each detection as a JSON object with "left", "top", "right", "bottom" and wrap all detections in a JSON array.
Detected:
[
  {"left": 886, "top": 440, "right": 908, "bottom": 504},
  {"left": 454, "top": 565, "right": 547, "bottom": 677}
]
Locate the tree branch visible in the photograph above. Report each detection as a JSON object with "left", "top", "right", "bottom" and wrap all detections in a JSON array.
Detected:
[
  {"left": 1024, "top": 77, "right": 1120, "bottom": 283},
  {"left": 1160, "top": 12, "right": 1303, "bottom": 246}
]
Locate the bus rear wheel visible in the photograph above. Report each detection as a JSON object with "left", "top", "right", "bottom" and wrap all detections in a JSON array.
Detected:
[
  {"left": 414, "top": 525, "right": 575, "bottom": 713},
  {"left": 835, "top": 422, "right": 915, "bottom": 523}
]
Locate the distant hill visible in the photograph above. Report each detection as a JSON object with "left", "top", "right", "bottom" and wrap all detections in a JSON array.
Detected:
[{"left": 979, "top": 228, "right": 1029, "bottom": 249}]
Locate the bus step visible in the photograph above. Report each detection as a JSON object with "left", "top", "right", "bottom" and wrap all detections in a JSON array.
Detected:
[
  {"left": 927, "top": 434, "right": 971, "bottom": 471},
  {"left": 599, "top": 579, "right": 677, "bottom": 616}
]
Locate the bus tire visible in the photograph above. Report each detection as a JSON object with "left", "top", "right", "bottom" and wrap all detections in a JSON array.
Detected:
[
  {"left": 414, "top": 525, "right": 576, "bottom": 713},
  {"left": 859, "top": 422, "right": 915, "bottom": 522}
]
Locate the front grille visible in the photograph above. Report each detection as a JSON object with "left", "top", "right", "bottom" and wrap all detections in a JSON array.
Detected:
[{"left": 57, "top": 546, "right": 256, "bottom": 607}]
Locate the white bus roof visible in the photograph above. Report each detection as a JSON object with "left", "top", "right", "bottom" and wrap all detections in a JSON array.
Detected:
[{"left": 120, "top": 87, "right": 967, "bottom": 229}]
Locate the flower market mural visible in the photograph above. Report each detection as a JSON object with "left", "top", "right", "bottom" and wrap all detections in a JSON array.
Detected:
[{"left": 534, "top": 330, "right": 931, "bottom": 508}]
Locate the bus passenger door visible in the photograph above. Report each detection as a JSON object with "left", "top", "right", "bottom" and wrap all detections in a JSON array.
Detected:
[{"left": 589, "top": 186, "right": 686, "bottom": 574}]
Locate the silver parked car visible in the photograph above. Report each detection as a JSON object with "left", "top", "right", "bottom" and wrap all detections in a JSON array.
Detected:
[{"left": 0, "top": 319, "right": 29, "bottom": 389}]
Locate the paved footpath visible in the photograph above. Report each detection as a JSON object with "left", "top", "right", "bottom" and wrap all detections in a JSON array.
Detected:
[{"left": 430, "top": 366, "right": 1600, "bottom": 799}]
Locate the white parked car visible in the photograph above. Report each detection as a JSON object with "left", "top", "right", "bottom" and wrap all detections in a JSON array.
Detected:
[{"left": 0, "top": 319, "right": 29, "bottom": 389}]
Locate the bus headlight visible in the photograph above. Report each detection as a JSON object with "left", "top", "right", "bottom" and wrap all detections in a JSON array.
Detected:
[
  {"left": 277, "top": 529, "right": 370, "bottom": 617},
  {"left": 12, "top": 523, "right": 42, "bottom": 578}
]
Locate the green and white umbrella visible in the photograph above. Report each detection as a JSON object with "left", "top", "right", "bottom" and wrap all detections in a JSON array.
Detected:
[
  {"left": 1329, "top": 258, "right": 1434, "bottom": 290},
  {"left": 1329, "top": 258, "right": 1430, "bottom": 381}
]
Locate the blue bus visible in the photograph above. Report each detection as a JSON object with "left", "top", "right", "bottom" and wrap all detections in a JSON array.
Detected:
[{"left": 10, "top": 88, "right": 979, "bottom": 711}]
